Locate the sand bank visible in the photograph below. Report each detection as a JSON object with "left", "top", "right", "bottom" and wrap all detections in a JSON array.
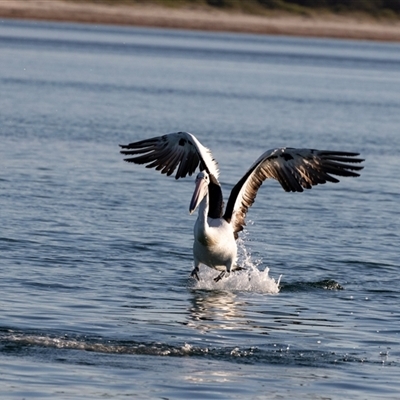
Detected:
[{"left": 1, "top": 0, "right": 400, "bottom": 41}]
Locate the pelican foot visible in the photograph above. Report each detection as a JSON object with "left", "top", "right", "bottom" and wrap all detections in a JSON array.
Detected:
[
  {"left": 214, "top": 271, "right": 230, "bottom": 282},
  {"left": 191, "top": 268, "right": 200, "bottom": 281}
]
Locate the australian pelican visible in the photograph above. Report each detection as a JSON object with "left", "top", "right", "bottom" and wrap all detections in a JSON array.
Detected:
[{"left": 120, "top": 132, "right": 363, "bottom": 282}]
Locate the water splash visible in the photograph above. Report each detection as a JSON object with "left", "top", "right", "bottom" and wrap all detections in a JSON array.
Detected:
[{"left": 190, "top": 238, "right": 281, "bottom": 294}]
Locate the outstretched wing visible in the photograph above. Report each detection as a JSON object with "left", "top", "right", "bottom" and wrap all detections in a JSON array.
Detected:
[
  {"left": 223, "top": 148, "right": 364, "bottom": 238},
  {"left": 120, "top": 131, "right": 219, "bottom": 180}
]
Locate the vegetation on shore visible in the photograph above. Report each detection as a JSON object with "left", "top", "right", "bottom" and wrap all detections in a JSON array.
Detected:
[{"left": 70, "top": 0, "right": 400, "bottom": 18}]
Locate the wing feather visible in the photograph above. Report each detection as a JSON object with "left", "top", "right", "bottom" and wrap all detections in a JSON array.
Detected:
[
  {"left": 120, "top": 131, "right": 219, "bottom": 180},
  {"left": 223, "top": 148, "right": 364, "bottom": 238},
  {"left": 161, "top": 149, "right": 181, "bottom": 176}
]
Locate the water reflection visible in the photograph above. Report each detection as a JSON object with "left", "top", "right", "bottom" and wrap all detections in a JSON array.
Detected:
[
  {"left": 187, "top": 290, "right": 247, "bottom": 333},
  {"left": 187, "top": 287, "right": 343, "bottom": 339}
]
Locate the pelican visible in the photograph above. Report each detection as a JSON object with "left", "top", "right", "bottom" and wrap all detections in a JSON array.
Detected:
[{"left": 120, "top": 132, "right": 363, "bottom": 282}]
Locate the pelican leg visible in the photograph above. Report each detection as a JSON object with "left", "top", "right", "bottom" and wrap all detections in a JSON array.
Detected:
[
  {"left": 214, "top": 271, "right": 226, "bottom": 282},
  {"left": 215, "top": 260, "right": 236, "bottom": 282},
  {"left": 191, "top": 267, "right": 200, "bottom": 281},
  {"left": 191, "top": 260, "right": 200, "bottom": 281}
]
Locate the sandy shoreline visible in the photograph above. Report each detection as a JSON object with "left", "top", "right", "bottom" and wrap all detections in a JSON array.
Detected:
[{"left": 1, "top": 0, "right": 400, "bottom": 41}]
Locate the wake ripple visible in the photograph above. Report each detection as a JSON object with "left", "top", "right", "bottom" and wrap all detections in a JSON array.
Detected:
[{"left": 1, "top": 330, "right": 389, "bottom": 367}]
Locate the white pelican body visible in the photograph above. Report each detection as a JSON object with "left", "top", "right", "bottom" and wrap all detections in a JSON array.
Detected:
[
  {"left": 192, "top": 188, "right": 238, "bottom": 281},
  {"left": 120, "top": 132, "right": 364, "bottom": 282}
]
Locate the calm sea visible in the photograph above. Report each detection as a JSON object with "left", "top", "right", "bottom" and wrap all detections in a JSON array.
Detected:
[{"left": 1, "top": 19, "right": 399, "bottom": 399}]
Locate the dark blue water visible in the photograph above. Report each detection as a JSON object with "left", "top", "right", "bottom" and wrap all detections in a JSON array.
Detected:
[{"left": 1, "top": 19, "right": 399, "bottom": 399}]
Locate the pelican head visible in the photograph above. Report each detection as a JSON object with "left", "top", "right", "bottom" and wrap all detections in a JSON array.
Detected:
[{"left": 189, "top": 171, "right": 209, "bottom": 214}]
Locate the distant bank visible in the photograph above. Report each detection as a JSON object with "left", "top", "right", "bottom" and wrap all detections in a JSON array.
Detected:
[{"left": 1, "top": 0, "right": 399, "bottom": 41}]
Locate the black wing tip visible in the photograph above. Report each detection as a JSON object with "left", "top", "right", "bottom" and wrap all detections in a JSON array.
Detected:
[
  {"left": 119, "top": 143, "right": 142, "bottom": 152},
  {"left": 319, "top": 150, "right": 361, "bottom": 156},
  {"left": 119, "top": 142, "right": 140, "bottom": 149},
  {"left": 122, "top": 157, "right": 140, "bottom": 163},
  {"left": 119, "top": 136, "right": 160, "bottom": 149}
]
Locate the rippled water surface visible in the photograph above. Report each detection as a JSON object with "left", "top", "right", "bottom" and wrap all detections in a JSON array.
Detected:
[{"left": 1, "top": 19, "right": 400, "bottom": 399}]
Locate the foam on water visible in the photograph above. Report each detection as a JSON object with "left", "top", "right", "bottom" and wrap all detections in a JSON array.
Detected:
[{"left": 190, "top": 238, "right": 281, "bottom": 294}]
